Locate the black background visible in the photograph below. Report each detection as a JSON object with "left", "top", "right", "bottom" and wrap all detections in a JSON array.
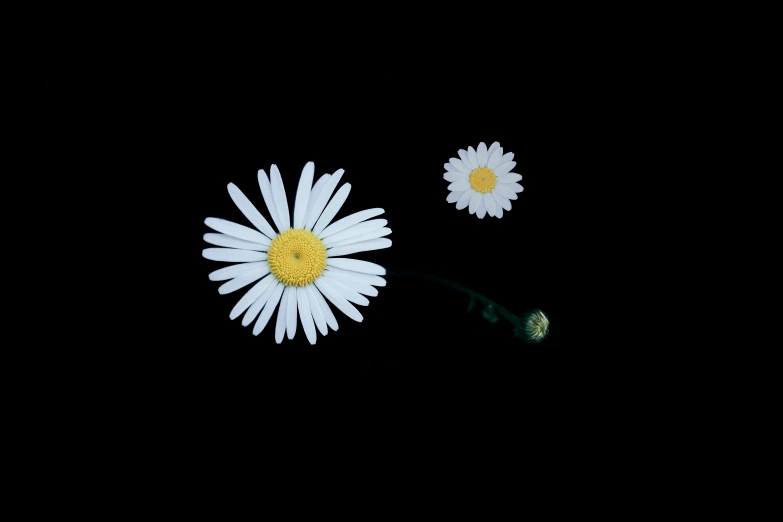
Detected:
[{"left": 163, "top": 72, "right": 563, "bottom": 404}]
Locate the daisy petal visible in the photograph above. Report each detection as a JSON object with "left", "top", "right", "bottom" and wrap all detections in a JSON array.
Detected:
[
  {"left": 492, "top": 191, "right": 512, "bottom": 211},
  {"left": 447, "top": 190, "right": 464, "bottom": 203},
  {"left": 305, "top": 286, "right": 328, "bottom": 336},
  {"left": 202, "top": 248, "right": 266, "bottom": 263},
  {"left": 231, "top": 274, "right": 276, "bottom": 320},
  {"left": 498, "top": 152, "right": 514, "bottom": 164},
  {"left": 203, "top": 233, "right": 267, "bottom": 252},
  {"left": 449, "top": 158, "right": 471, "bottom": 175},
  {"left": 286, "top": 285, "right": 298, "bottom": 339},
  {"left": 444, "top": 162, "right": 457, "bottom": 173},
  {"left": 305, "top": 174, "right": 330, "bottom": 223},
  {"left": 498, "top": 173, "right": 523, "bottom": 183},
  {"left": 270, "top": 164, "right": 291, "bottom": 232},
  {"left": 209, "top": 262, "right": 266, "bottom": 281},
  {"left": 324, "top": 271, "right": 378, "bottom": 297},
  {"left": 227, "top": 183, "right": 276, "bottom": 239},
  {"left": 469, "top": 192, "right": 482, "bottom": 214},
  {"left": 495, "top": 205, "right": 504, "bottom": 219},
  {"left": 477, "top": 142, "right": 488, "bottom": 166},
  {"left": 240, "top": 279, "right": 278, "bottom": 326},
  {"left": 327, "top": 278, "right": 370, "bottom": 306},
  {"left": 305, "top": 169, "right": 345, "bottom": 230},
  {"left": 258, "top": 169, "right": 283, "bottom": 233},
  {"left": 253, "top": 283, "right": 284, "bottom": 336},
  {"left": 448, "top": 180, "right": 471, "bottom": 192},
  {"left": 458, "top": 149, "right": 475, "bottom": 170},
  {"left": 468, "top": 146, "right": 479, "bottom": 169},
  {"left": 494, "top": 161, "right": 516, "bottom": 176},
  {"left": 314, "top": 279, "right": 363, "bottom": 322},
  {"left": 293, "top": 161, "right": 314, "bottom": 229},
  {"left": 476, "top": 199, "right": 486, "bottom": 219},
  {"left": 486, "top": 142, "right": 500, "bottom": 159},
  {"left": 323, "top": 266, "right": 386, "bottom": 287},
  {"left": 444, "top": 172, "right": 467, "bottom": 183},
  {"left": 493, "top": 184, "right": 518, "bottom": 200},
  {"left": 487, "top": 147, "right": 503, "bottom": 170},
  {"left": 327, "top": 238, "right": 391, "bottom": 257},
  {"left": 484, "top": 193, "right": 497, "bottom": 217},
  {"left": 456, "top": 190, "right": 473, "bottom": 210},
  {"left": 312, "top": 183, "right": 351, "bottom": 236},
  {"left": 296, "top": 287, "right": 317, "bottom": 344},
  {"left": 205, "top": 218, "right": 270, "bottom": 245},
  {"left": 274, "top": 287, "right": 290, "bottom": 343},
  {"left": 326, "top": 258, "right": 385, "bottom": 275},
  {"left": 310, "top": 285, "right": 339, "bottom": 331},
  {"left": 509, "top": 183, "right": 524, "bottom": 193},
  {"left": 325, "top": 227, "right": 390, "bottom": 249},
  {"left": 218, "top": 265, "right": 269, "bottom": 295},
  {"left": 322, "top": 219, "right": 387, "bottom": 247},
  {"left": 319, "top": 208, "right": 384, "bottom": 240}
]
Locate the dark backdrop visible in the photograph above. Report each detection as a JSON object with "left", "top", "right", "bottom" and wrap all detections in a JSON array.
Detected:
[{"left": 164, "top": 72, "right": 562, "bottom": 401}]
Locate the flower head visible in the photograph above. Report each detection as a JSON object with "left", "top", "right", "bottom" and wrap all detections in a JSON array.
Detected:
[{"left": 444, "top": 141, "right": 523, "bottom": 218}]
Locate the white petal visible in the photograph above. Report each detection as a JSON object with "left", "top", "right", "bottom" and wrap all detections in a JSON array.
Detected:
[
  {"left": 449, "top": 158, "right": 471, "bottom": 175},
  {"left": 497, "top": 152, "right": 514, "bottom": 164},
  {"left": 240, "top": 278, "right": 278, "bottom": 326},
  {"left": 448, "top": 180, "right": 471, "bottom": 192},
  {"left": 327, "top": 238, "right": 391, "bottom": 257},
  {"left": 323, "top": 270, "right": 378, "bottom": 297},
  {"left": 305, "top": 174, "right": 330, "bottom": 223},
  {"left": 326, "top": 258, "right": 385, "bottom": 275},
  {"left": 325, "top": 227, "right": 390, "bottom": 249},
  {"left": 486, "top": 141, "right": 500, "bottom": 160},
  {"left": 305, "top": 169, "right": 345, "bottom": 230},
  {"left": 218, "top": 264, "right": 269, "bottom": 294},
  {"left": 252, "top": 282, "right": 284, "bottom": 336},
  {"left": 270, "top": 164, "right": 290, "bottom": 232},
  {"left": 209, "top": 262, "right": 266, "bottom": 281},
  {"left": 202, "top": 248, "right": 266, "bottom": 263},
  {"left": 231, "top": 274, "right": 275, "bottom": 320},
  {"left": 477, "top": 142, "right": 488, "bottom": 166},
  {"left": 326, "top": 278, "right": 370, "bottom": 306},
  {"left": 274, "top": 286, "right": 289, "bottom": 343},
  {"left": 227, "top": 183, "right": 276, "bottom": 239},
  {"left": 293, "top": 161, "right": 314, "bottom": 229},
  {"left": 493, "top": 184, "right": 518, "bottom": 200},
  {"left": 204, "top": 218, "right": 270, "bottom": 245},
  {"left": 483, "top": 193, "right": 496, "bottom": 217},
  {"left": 487, "top": 147, "right": 503, "bottom": 170},
  {"left": 444, "top": 162, "right": 457, "bottom": 173},
  {"left": 476, "top": 199, "right": 486, "bottom": 219},
  {"left": 458, "top": 149, "right": 474, "bottom": 169},
  {"left": 467, "top": 146, "right": 479, "bottom": 169},
  {"left": 312, "top": 183, "right": 351, "bottom": 236},
  {"left": 456, "top": 190, "right": 473, "bottom": 210},
  {"left": 296, "top": 287, "right": 317, "bottom": 344},
  {"left": 286, "top": 285, "right": 297, "bottom": 339},
  {"left": 310, "top": 285, "right": 339, "bottom": 331},
  {"left": 447, "top": 190, "right": 464, "bottom": 203},
  {"left": 468, "top": 192, "right": 482, "bottom": 214},
  {"left": 444, "top": 172, "right": 467, "bottom": 183},
  {"left": 509, "top": 183, "right": 524, "bottom": 193},
  {"left": 319, "top": 208, "right": 384, "bottom": 240},
  {"left": 305, "top": 286, "right": 328, "bottom": 336},
  {"left": 495, "top": 205, "right": 504, "bottom": 219},
  {"left": 257, "top": 169, "right": 283, "bottom": 233},
  {"left": 494, "top": 161, "right": 516, "bottom": 176},
  {"left": 323, "top": 266, "right": 386, "bottom": 287},
  {"left": 314, "top": 279, "right": 363, "bottom": 322},
  {"left": 321, "top": 219, "right": 387, "bottom": 247},
  {"left": 492, "top": 191, "right": 512, "bottom": 211},
  {"left": 498, "top": 173, "right": 523, "bottom": 183},
  {"left": 203, "top": 233, "right": 266, "bottom": 252}
]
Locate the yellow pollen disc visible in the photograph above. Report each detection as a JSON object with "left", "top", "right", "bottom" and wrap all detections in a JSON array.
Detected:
[
  {"left": 267, "top": 229, "right": 327, "bottom": 287},
  {"left": 469, "top": 167, "right": 497, "bottom": 193}
]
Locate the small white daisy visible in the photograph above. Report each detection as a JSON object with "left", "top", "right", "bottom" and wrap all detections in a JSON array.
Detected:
[
  {"left": 444, "top": 141, "right": 523, "bottom": 219},
  {"left": 202, "top": 162, "right": 392, "bottom": 344}
]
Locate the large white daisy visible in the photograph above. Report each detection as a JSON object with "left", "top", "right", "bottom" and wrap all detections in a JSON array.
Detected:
[
  {"left": 444, "top": 141, "right": 523, "bottom": 219},
  {"left": 202, "top": 162, "right": 391, "bottom": 344}
]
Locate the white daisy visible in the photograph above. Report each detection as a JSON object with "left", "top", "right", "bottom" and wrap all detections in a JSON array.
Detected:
[
  {"left": 444, "top": 141, "right": 524, "bottom": 219},
  {"left": 202, "top": 162, "right": 392, "bottom": 344}
]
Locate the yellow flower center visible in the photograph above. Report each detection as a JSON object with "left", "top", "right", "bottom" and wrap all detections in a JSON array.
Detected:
[
  {"left": 469, "top": 167, "right": 497, "bottom": 193},
  {"left": 267, "top": 229, "right": 327, "bottom": 287}
]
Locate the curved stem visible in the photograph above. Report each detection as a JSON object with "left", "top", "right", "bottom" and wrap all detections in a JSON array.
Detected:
[{"left": 386, "top": 270, "right": 523, "bottom": 329}]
